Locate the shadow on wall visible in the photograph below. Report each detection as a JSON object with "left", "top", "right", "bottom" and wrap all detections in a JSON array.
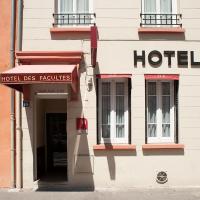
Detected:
[
  {"left": 94, "top": 149, "right": 137, "bottom": 181},
  {"left": 72, "top": 134, "right": 94, "bottom": 190},
  {"left": 50, "top": 32, "right": 91, "bottom": 40},
  {"left": 69, "top": 64, "right": 95, "bottom": 190},
  {"left": 138, "top": 33, "right": 185, "bottom": 41},
  {"left": 143, "top": 149, "right": 185, "bottom": 156}
]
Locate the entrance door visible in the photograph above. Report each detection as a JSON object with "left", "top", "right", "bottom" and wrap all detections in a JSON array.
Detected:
[{"left": 46, "top": 113, "right": 67, "bottom": 181}]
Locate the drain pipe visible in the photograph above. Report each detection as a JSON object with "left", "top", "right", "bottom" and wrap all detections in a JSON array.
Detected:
[
  {"left": 16, "top": 0, "right": 23, "bottom": 189},
  {"left": 10, "top": 0, "right": 16, "bottom": 188}
]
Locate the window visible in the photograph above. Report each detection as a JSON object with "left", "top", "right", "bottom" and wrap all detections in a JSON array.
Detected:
[
  {"left": 143, "top": 0, "right": 175, "bottom": 14},
  {"left": 59, "top": 0, "right": 90, "bottom": 14},
  {"left": 98, "top": 79, "right": 130, "bottom": 144},
  {"left": 54, "top": 0, "right": 95, "bottom": 26},
  {"left": 146, "top": 80, "right": 178, "bottom": 143},
  {"left": 141, "top": 0, "right": 181, "bottom": 27}
]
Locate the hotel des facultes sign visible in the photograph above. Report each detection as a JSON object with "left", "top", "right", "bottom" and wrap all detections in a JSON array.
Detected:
[
  {"left": 134, "top": 50, "right": 200, "bottom": 67},
  {"left": 0, "top": 73, "right": 72, "bottom": 84}
]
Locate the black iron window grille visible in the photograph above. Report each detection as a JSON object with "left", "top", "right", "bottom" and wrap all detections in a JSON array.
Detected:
[
  {"left": 140, "top": 14, "right": 182, "bottom": 27},
  {"left": 53, "top": 13, "right": 96, "bottom": 26}
]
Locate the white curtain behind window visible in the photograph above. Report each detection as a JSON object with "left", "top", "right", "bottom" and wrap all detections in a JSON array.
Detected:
[
  {"left": 147, "top": 82, "right": 157, "bottom": 137},
  {"left": 162, "top": 82, "right": 171, "bottom": 137},
  {"left": 77, "top": 0, "right": 89, "bottom": 12},
  {"left": 160, "top": 0, "right": 172, "bottom": 13},
  {"left": 160, "top": 0, "right": 172, "bottom": 25},
  {"left": 60, "top": 0, "right": 73, "bottom": 13},
  {"left": 59, "top": 0, "right": 73, "bottom": 25},
  {"left": 102, "top": 82, "right": 111, "bottom": 139},
  {"left": 144, "top": 0, "right": 156, "bottom": 25},
  {"left": 76, "top": 0, "right": 89, "bottom": 24},
  {"left": 144, "top": 0, "right": 156, "bottom": 13},
  {"left": 116, "top": 83, "right": 125, "bottom": 138}
]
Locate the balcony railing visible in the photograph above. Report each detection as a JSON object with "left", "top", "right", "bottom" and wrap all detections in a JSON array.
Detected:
[
  {"left": 140, "top": 13, "right": 182, "bottom": 27},
  {"left": 53, "top": 13, "right": 96, "bottom": 26}
]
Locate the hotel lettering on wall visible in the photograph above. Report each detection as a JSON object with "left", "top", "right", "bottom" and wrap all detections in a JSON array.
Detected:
[
  {"left": 134, "top": 50, "right": 200, "bottom": 68},
  {"left": 0, "top": 73, "right": 72, "bottom": 84}
]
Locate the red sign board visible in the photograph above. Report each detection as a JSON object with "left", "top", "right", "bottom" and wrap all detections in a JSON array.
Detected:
[{"left": 0, "top": 73, "right": 72, "bottom": 84}]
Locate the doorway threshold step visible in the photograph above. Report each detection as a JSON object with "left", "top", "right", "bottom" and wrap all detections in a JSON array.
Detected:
[{"left": 35, "top": 181, "right": 69, "bottom": 191}]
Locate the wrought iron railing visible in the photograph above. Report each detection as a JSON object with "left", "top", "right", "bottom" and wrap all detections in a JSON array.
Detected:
[
  {"left": 53, "top": 13, "right": 96, "bottom": 26},
  {"left": 140, "top": 13, "right": 182, "bottom": 27}
]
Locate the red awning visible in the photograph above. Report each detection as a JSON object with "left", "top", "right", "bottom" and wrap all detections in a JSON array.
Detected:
[
  {"left": 144, "top": 74, "right": 179, "bottom": 80},
  {"left": 16, "top": 51, "right": 83, "bottom": 65},
  {"left": 0, "top": 65, "right": 78, "bottom": 92},
  {"left": 96, "top": 74, "right": 132, "bottom": 79}
]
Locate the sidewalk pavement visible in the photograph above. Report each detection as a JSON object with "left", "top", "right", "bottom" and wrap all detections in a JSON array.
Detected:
[{"left": 0, "top": 188, "right": 200, "bottom": 200}]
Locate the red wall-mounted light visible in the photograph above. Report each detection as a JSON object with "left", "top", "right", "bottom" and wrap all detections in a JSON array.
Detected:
[{"left": 76, "top": 118, "right": 88, "bottom": 133}]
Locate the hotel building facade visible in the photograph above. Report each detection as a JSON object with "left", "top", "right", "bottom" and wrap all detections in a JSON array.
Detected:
[{"left": 1, "top": 0, "right": 200, "bottom": 189}]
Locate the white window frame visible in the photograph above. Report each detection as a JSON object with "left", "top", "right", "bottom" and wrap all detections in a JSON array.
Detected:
[
  {"left": 98, "top": 78, "right": 129, "bottom": 144},
  {"left": 57, "top": 0, "right": 94, "bottom": 27},
  {"left": 146, "top": 80, "right": 175, "bottom": 144},
  {"left": 141, "top": 0, "right": 177, "bottom": 26},
  {"left": 142, "top": 0, "right": 177, "bottom": 14}
]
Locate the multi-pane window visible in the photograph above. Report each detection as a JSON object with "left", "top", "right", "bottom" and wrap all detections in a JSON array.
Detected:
[
  {"left": 141, "top": 0, "right": 180, "bottom": 26},
  {"left": 146, "top": 80, "right": 176, "bottom": 143},
  {"left": 98, "top": 79, "right": 129, "bottom": 144},
  {"left": 143, "top": 0, "right": 174, "bottom": 14},
  {"left": 55, "top": 0, "right": 94, "bottom": 26},
  {"left": 59, "top": 0, "right": 89, "bottom": 14}
]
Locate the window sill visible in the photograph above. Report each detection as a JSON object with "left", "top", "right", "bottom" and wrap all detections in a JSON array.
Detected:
[
  {"left": 50, "top": 27, "right": 91, "bottom": 34},
  {"left": 142, "top": 144, "right": 184, "bottom": 150},
  {"left": 138, "top": 27, "right": 185, "bottom": 34},
  {"left": 93, "top": 144, "right": 136, "bottom": 151}
]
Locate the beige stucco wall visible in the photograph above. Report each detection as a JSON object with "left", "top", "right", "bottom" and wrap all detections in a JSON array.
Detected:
[{"left": 21, "top": 0, "right": 200, "bottom": 189}]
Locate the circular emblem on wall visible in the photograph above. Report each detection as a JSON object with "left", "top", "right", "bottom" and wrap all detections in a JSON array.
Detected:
[{"left": 156, "top": 171, "right": 168, "bottom": 184}]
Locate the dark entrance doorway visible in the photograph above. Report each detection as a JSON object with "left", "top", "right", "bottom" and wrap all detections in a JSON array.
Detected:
[{"left": 45, "top": 113, "right": 67, "bottom": 181}]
